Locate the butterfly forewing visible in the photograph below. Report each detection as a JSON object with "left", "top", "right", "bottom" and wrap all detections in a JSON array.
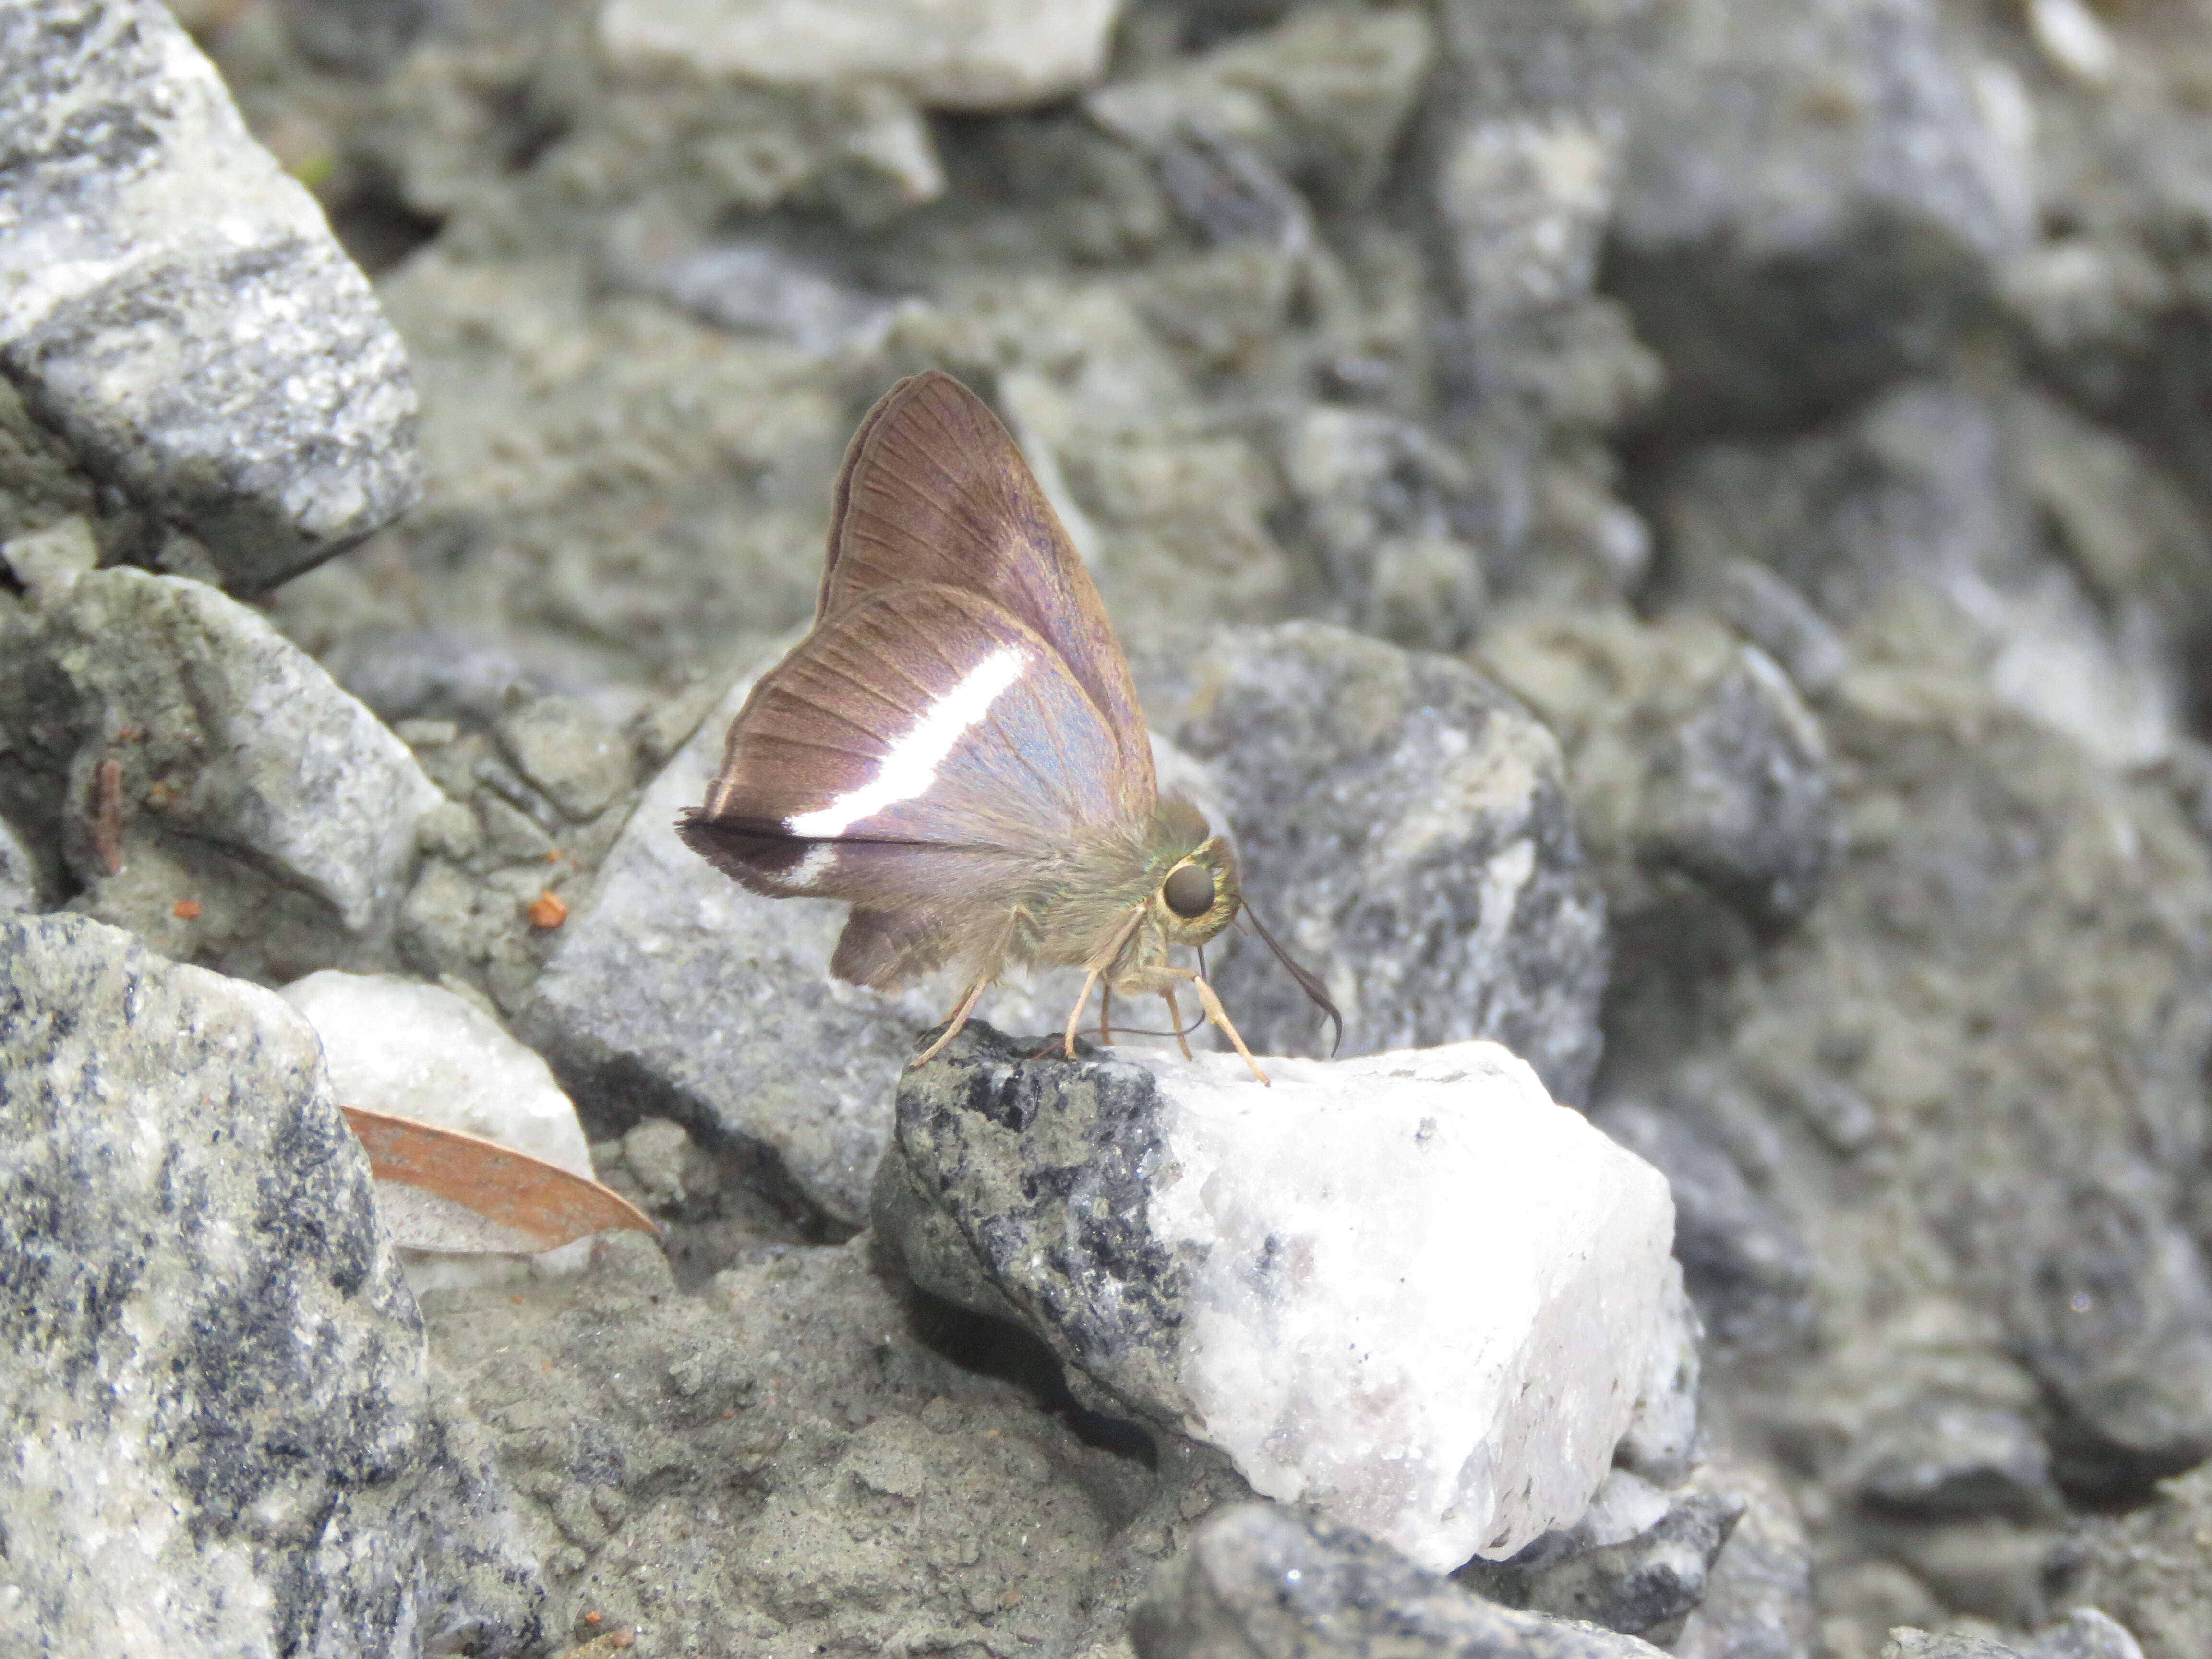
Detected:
[
  {"left": 819, "top": 371, "right": 1155, "bottom": 819},
  {"left": 692, "top": 584, "right": 1125, "bottom": 852}
]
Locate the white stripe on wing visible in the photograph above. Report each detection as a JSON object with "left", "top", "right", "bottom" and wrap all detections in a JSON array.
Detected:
[
  {"left": 786, "top": 647, "right": 1026, "bottom": 839},
  {"left": 779, "top": 842, "right": 840, "bottom": 892}
]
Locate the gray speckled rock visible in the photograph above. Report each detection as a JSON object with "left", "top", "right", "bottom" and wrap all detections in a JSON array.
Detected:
[
  {"left": 2068, "top": 1461, "right": 2212, "bottom": 1659},
  {"left": 1278, "top": 406, "right": 1487, "bottom": 653},
  {"left": 1882, "top": 1634, "right": 2021, "bottom": 1659},
  {"left": 1086, "top": 3, "right": 1437, "bottom": 210},
  {"left": 2016, "top": 1611, "right": 2146, "bottom": 1659},
  {"left": 1592, "top": 1099, "right": 1815, "bottom": 1356},
  {"left": 1147, "top": 621, "right": 1608, "bottom": 1103},
  {"left": 0, "top": 912, "right": 544, "bottom": 1658},
  {"left": 0, "top": 812, "right": 48, "bottom": 914},
  {"left": 1457, "top": 1470, "right": 1743, "bottom": 1643},
  {"left": 493, "top": 694, "right": 633, "bottom": 823},
  {"left": 0, "top": 569, "right": 441, "bottom": 978},
  {"left": 1608, "top": 0, "right": 2033, "bottom": 432},
  {"left": 871, "top": 1024, "right": 1191, "bottom": 1426},
  {"left": 0, "top": 0, "right": 421, "bottom": 590},
  {"left": 1484, "top": 610, "right": 1838, "bottom": 1096},
  {"left": 1130, "top": 1503, "right": 1668, "bottom": 1659},
  {"left": 1670, "top": 1460, "right": 1814, "bottom": 1659},
  {"left": 599, "top": 0, "right": 1123, "bottom": 111},
  {"left": 1654, "top": 382, "right": 2182, "bottom": 770}
]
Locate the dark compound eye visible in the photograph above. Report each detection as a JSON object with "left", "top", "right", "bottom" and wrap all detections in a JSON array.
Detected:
[{"left": 1163, "top": 862, "right": 1215, "bottom": 919}]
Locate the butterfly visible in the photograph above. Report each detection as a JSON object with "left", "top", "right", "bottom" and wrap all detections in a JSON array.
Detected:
[{"left": 675, "top": 370, "right": 1337, "bottom": 1083}]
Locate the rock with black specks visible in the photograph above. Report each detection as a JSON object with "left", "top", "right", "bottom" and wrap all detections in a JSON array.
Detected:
[
  {"left": 0, "top": 912, "right": 544, "bottom": 1658},
  {"left": 0, "top": 0, "right": 422, "bottom": 590}
]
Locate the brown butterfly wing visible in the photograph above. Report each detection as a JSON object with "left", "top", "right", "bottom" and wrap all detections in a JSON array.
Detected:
[
  {"left": 679, "top": 583, "right": 1123, "bottom": 991},
  {"left": 818, "top": 371, "right": 1156, "bottom": 820},
  {"left": 689, "top": 584, "right": 1126, "bottom": 848},
  {"left": 675, "top": 827, "right": 1025, "bottom": 988}
]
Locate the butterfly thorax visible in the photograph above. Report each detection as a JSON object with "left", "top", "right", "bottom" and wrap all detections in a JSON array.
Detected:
[{"left": 1004, "top": 793, "right": 1241, "bottom": 991}]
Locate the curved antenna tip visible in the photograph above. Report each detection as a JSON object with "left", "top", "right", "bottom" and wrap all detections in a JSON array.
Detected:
[{"left": 1241, "top": 900, "right": 1344, "bottom": 1058}]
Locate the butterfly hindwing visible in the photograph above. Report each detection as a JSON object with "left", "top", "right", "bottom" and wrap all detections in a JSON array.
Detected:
[
  {"left": 818, "top": 371, "right": 1155, "bottom": 820},
  {"left": 674, "top": 822, "right": 1025, "bottom": 984}
]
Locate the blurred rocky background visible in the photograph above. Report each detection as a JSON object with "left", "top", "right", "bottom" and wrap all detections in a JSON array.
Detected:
[{"left": 12, "top": 0, "right": 2212, "bottom": 1654}]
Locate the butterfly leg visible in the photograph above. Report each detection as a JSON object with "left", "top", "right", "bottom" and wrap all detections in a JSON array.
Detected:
[
  {"left": 1099, "top": 985, "right": 1114, "bottom": 1048},
  {"left": 1192, "top": 974, "right": 1269, "bottom": 1086},
  {"left": 1150, "top": 966, "right": 1268, "bottom": 1084},
  {"left": 912, "top": 976, "right": 989, "bottom": 1068},
  {"left": 1061, "top": 963, "right": 1106, "bottom": 1060},
  {"left": 1161, "top": 986, "right": 1194, "bottom": 1061}
]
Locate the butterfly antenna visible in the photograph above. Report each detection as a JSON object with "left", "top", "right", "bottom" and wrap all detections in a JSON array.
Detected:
[{"left": 1242, "top": 901, "right": 1343, "bottom": 1057}]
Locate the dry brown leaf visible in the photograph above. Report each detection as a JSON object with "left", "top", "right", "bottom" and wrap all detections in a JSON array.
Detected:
[{"left": 341, "top": 1106, "right": 659, "bottom": 1251}]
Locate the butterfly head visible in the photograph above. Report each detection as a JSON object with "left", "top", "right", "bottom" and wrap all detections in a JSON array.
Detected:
[{"left": 1152, "top": 834, "right": 1241, "bottom": 948}]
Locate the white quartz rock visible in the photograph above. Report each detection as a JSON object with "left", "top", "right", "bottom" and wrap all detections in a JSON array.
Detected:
[
  {"left": 1138, "top": 1042, "right": 1678, "bottom": 1572},
  {"left": 880, "top": 1028, "right": 1683, "bottom": 1576},
  {"left": 281, "top": 970, "right": 594, "bottom": 1257}
]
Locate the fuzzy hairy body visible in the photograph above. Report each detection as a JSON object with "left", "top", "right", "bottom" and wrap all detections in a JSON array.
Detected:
[{"left": 829, "top": 793, "right": 1240, "bottom": 996}]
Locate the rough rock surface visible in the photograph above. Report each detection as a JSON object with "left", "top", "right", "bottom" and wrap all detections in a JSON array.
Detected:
[
  {"left": 1592, "top": 1098, "right": 1816, "bottom": 1355},
  {"left": 1671, "top": 1459, "right": 1816, "bottom": 1659},
  {"left": 1607, "top": 0, "right": 2033, "bottom": 432},
  {"left": 873, "top": 1022, "right": 1680, "bottom": 1572},
  {"left": 0, "top": 812, "right": 47, "bottom": 914},
  {"left": 1457, "top": 1469, "right": 1746, "bottom": 1642},
  {"left": 599, "top": 0, "right": 1124, "bottom": 112},
  {"left": 1148, "top": 621, "right": 1609, "bottom": 1102},
  {"left": 0, "top": 0, "right": 421, "bottom": 589},
  {"left": 1653, "top": 382, "right": 2184, "bottom": 770},
  {"left": 2068, "top": 1462, "right": 2212, "bottom": 1659},
  {"left": 1883, "top": 1635, "right": 2024, "bottom": 1659},
  {"left": 0, "top": 913, "right": 543, "bottom": 1657},
  {"left": 1485, "top": 611, "right": 1837, "bottom": 930},
  {"left": 2019, "top": 1610, "right": 2149, "bottom": 1659},
  {"left": 1879, "top": 1626, "right": 2142, "bottom": 1659},
  {"left": 416, "top": 1225, "right": 1248, "bottom": 1656},
  {"left": 1087, "top": 4, "right": 1437, "bottom": 211},
  {"left": 1600, "top": 658, "right": 2212, "bottom": 1649},
  {"left": 1130, "top": 1503, "right": 1668, "bottom": 1659},
  {"left": 1275, "top": 403, "right": 1487, "bottom": 651},
  {"left": 0, "top": 569, "right": 441, "bottom": 980},
  {"left": 368, "top": 682, "right": 643, "bottom": 1019}
]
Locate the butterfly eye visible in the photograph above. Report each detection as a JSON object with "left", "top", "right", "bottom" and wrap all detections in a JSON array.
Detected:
[{"left": 1163, "top": 862, "right": 1215, "bottom": 919}]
